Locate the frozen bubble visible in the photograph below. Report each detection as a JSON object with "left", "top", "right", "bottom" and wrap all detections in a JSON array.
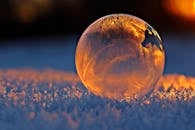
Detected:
[{"left": 75, "top": 14, "right": 165, "bottom": 101}]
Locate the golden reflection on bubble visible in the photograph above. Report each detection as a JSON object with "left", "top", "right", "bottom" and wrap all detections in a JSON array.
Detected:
[{"left": 75, "top": 14, "right": 165, "bottom": 101}]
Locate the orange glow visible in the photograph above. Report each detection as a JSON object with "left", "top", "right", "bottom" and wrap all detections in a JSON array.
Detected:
[
  {"left": 163, "top": 0, "right": 195, "bottom": 21},
  {"left": 156, "top": 74, "right": 195, "bottom": 91},
  {"left": 14, "top": 0, "right": 52, "bottom": 23},
  {"left": 194, "top": 0, "right": 195, "bottom": 12},
  {"left": 17, "top": 2, "right": 37, "bottom": 23}
]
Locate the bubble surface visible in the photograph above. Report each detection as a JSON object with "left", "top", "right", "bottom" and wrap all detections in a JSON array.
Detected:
[{"left": 75, "top": 14, "right": 165, "bottom": 101}]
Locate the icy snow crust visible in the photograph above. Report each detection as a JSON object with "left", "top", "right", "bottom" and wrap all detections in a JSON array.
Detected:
[{"left": 0, "top": 69, "right": 194, "bottom": 130}]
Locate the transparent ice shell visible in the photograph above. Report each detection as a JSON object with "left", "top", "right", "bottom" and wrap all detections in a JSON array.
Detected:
[{"left": 75, "top": 14, "right": 165, "bottom": 101}]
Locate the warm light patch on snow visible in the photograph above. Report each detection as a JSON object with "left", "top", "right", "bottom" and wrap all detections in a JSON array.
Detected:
[{"left": 156, "top": 74, "right": 195, "bottom": 91}]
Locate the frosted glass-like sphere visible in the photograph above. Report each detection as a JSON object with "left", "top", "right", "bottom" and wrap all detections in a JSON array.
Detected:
[{"left": 75, "top": 14, "right": 165, "bottom": 101}]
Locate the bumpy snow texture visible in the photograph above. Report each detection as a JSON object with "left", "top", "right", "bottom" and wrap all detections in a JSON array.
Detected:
[{"left": 0, "top": 69, "right": 194, "bottom": 130}]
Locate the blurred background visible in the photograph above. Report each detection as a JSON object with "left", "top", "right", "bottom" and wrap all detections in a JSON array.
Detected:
[{"left": 0, "top": 0, "right": 195, "bottom": 75}]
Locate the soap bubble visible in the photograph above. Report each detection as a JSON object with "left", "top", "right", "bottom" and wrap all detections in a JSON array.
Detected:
[{"left": 75, "top": 14, "right": 165, "bottom": 101}]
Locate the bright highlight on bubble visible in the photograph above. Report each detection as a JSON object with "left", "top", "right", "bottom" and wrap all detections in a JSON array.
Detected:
[{"left": 75, "top": 14, "right": 165, "bottom": 101}]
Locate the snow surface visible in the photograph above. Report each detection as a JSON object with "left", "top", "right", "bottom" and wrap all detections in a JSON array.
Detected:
[{"left": 0, "top": 69, "right": 194, "bottom": 130}]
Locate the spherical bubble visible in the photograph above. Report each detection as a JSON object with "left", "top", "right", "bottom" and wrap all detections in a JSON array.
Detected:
[{"left": 75, "top": 14, "right": 165, "bottom": 101}]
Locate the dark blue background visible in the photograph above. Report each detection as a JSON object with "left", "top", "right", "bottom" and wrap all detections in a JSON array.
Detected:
[{"left": 0, "top": 34, "right": 195, "bottom": 76}]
